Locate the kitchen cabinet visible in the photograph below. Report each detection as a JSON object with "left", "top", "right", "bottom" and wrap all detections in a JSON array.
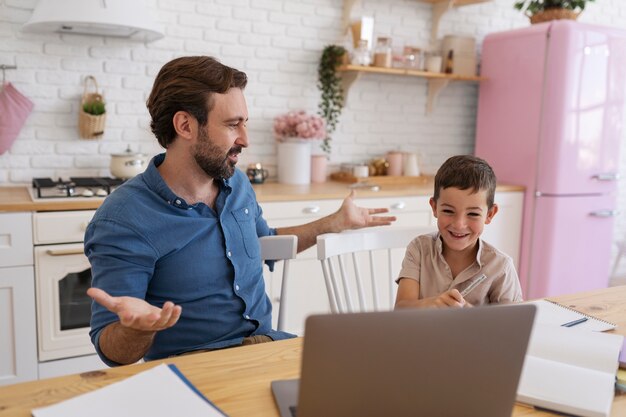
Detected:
[
  {"left": 0, "top": 212, "right": 38, "bottom": 386},
  {"left": 341, "top": 0, "right": 490, "bottom": 113},
  {"left": 260, "top": 191, "right": 523, "bottom": 335}
]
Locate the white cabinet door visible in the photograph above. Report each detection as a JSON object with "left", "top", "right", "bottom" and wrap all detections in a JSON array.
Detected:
[
  {"left": 0, "top": 212, "right": 37, "bottom": 386},
  {"left": 481, "top": 191, "right": 523, "bottom": 270},
  {"left": 0, "top": 212, "right": 33, "bottom": 267},
  {"left": 0, "top": 266, "right": 38, "bottom": 386}
]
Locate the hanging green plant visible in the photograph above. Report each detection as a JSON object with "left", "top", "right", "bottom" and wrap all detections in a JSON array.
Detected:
[{"left": 317, "top": 44, "right": 347, "bottom": 155}]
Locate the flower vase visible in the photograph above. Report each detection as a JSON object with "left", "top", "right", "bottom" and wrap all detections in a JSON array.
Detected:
[
  {"left": 311, "top": 154, "right": 327, "bottom": 183},
  {"left": 277, "top": 139, "right": 311, "bottom": 184}
]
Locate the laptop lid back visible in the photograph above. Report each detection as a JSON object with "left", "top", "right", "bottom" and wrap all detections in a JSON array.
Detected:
[{"left": 297, "top": 304, "right": 536, "bottom": 417}]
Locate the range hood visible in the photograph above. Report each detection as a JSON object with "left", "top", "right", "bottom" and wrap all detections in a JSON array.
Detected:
[{"left": 22, "top": 0, "right": 164, "bottom": 42}]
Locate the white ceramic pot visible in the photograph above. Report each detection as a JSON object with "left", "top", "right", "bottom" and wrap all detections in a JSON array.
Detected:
[
  {"left": 110, "top": 147, "right": 150, "bottom": 179},
  {"left": 277, "top": 139, "right": 311, "bottom": 185}
]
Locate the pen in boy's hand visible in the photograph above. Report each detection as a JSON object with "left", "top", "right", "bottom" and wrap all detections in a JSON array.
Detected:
[
  {"left": 561, "top": 317, "right": 588, "bottom": 327},
  {"left": 459, "top": 274, "right": 487, "bottom": 298}
]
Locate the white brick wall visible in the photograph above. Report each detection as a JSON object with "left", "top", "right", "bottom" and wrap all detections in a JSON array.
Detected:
[{"left": 1, "top": 0, "right": 626, "bottom": 277}]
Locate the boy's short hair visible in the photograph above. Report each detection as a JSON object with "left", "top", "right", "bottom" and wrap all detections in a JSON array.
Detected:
[{"left": 433, "top": 155, "right": 497, "bottom": 208}]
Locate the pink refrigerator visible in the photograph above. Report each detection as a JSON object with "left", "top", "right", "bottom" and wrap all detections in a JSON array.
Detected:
[{"left": 475, "top": 21, "right": 626, "bottom": 299}]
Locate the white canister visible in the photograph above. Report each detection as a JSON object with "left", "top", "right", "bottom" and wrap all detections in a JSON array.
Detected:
[
  {"left": 277, "top": 140, "right": 311, "bottom": 185},
  {"left": 403, "top": 153, "right": 420, "bottom": 176},
  {"left": 352, "top": 164, "right": 369, "bottom": 178},
  {"left": 425, "top": 53, "right": 443, "bottom": 73}
]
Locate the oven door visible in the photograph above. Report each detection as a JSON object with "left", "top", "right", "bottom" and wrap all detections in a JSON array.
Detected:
[{"left": 34, "top": 243, "right": 96, "bottom": 361}]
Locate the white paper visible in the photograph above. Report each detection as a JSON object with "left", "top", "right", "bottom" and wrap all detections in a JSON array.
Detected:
[
  {"left": 31, "top": 364, "right": 226, "bottom": 417},
  {"left": 516, "top": 323, "right": 623, "bottom": 417},
  {"left": 528, "top": 299, "right": 616, "bottom": 332}
]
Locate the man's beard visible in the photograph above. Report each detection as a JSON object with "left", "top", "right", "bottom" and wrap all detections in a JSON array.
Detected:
[{"left": 193, "top": 128, "right": 242, "bottom": 180}]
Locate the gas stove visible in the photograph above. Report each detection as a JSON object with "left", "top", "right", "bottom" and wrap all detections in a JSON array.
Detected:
[{"left": 31, "top": 177, "right": 125, "bottom": 200}]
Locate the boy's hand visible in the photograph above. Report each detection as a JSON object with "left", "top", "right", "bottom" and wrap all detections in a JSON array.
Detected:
[{"left": 433, "top": 289, "right": 467, "bottom": 308}]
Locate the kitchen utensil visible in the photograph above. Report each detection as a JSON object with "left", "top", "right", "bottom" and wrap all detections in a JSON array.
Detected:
[
  {"left": 386, "top": 151, "right": 403, "bottom": 176},
  {"left": 110, "top": 146, "right": 150, "bottom": 179},
  {"left": 403, "top": 152, "right": 420, "bottom": 176},
  {"left": 247, "top": 163, "right": 269, "bottom": 184}
]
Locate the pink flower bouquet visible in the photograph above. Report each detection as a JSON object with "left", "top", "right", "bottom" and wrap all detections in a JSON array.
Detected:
[{"left": 273, "top": 110, "right": 326, "bottom": 142}]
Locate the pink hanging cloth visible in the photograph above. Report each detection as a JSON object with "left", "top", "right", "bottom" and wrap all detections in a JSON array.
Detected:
[{"left": 0, "top": 82, "right": 34, "bottom": 154}]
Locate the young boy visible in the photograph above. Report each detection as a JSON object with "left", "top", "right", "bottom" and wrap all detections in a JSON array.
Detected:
[{"left": 395, "top": 155, "right": 522, "bottom": 309}]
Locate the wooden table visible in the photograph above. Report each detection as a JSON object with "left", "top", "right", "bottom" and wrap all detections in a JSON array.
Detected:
[{"left": 1, "top": 286, "right": 625, "bottom": 417}]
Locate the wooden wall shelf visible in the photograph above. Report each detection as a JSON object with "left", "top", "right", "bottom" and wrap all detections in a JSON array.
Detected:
[{"left": 337, "top": 64, "right": 486, "bottom": 114}]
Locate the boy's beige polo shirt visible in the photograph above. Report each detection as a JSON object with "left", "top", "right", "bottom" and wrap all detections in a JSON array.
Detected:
[{"left": 397, "top": 232, "right": 523, "bottom": 305}]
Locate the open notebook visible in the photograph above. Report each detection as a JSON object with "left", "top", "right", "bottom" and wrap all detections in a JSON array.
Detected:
[
  {"left": 527, "top": 299, "right": 616, "bottom": 332},
  {"left": 517, "top": 323, "right": 623, "bottom": 417},
  {"left": 31, "top": 364, "right": 226, "bottom": 417}
]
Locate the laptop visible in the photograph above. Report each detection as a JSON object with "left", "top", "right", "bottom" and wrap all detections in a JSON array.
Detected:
[{"left": 272, "top": 304, "right": 536, "bottom": 417}]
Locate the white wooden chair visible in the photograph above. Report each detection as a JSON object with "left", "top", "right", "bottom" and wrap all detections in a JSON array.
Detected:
[
  {"left": 316, "top": 226, "right": 435, "bottom": 313},
  {"left": 259, "top": 235, "right": 298, "bottom": 331}
]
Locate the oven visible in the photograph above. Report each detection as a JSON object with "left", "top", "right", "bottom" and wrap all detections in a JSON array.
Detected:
[{"left": 33, "top": 210, "right": 97, "bottom": 362}]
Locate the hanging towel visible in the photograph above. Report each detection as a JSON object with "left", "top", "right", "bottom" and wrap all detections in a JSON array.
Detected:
[{"left": 0, "top": 82, "right": 34, "bottom": 154}]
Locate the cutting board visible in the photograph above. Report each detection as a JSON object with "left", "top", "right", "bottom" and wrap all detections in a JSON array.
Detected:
[{"left": 330, "top": 172, "right": 429, "bottom": 185}]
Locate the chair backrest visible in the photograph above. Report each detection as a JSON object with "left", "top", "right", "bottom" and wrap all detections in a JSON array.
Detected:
[
  {"left": 316, "top": 226, "right": 435, "bottom": 313},
  {"left": 259, "top": 235, "right": 298, "bottom": 331}
]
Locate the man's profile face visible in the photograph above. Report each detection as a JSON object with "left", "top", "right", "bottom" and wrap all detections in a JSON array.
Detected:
[{"left": 192, "top": 88, "right": 249, "bottom": 179}]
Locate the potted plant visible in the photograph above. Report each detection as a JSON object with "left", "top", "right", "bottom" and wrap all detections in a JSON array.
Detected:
[
  {"left": 82, "top": 99, "right": 106, "bottom": 116},
  {"left": 514, "top": 0, "right": 596, "bottom": 24},
  {"left": 317, "top": 45, "right": 347, "bottom": 155},
  {"left": 79, "top": 75, "right": 107, "bottom": 139}
]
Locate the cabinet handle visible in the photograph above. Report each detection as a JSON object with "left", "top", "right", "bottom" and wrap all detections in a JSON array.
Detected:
[
  {"left": 390, "top": 201, "right": 406, "bottom": 210},
  {"left": 46, "top": 248, "right": 85, "bottom": 256},
  {"left": 592, "top": 173, "right": 620, "bottom": 181},
  {"left": 589, "top": 210, "right": 619, "bottom": 218},
  {"left": 302, "top": 206, "right": 320, "bottom": 214}
]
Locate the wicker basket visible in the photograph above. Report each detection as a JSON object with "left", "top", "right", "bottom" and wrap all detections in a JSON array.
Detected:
[
  {"left": 530, "top": 8, "right": 579, "bottom": 24},
  {"left": 78, "top": 75, "right": 106, "bottom": 139}
]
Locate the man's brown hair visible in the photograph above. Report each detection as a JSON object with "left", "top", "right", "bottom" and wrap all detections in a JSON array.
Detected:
[
  {"left": 433, "top": 155, "right": 497, "bottom": 208},
  {"left": 146, "top": 56, "right": 248, "bottom": 148}
]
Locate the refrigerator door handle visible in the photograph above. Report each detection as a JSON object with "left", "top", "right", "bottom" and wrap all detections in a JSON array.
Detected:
[
  {"left": 589, "top": 210, "right": 619, "bottom": 218},
  {"left": 592, "top": 173, "right": 620, "bottom": 181}
]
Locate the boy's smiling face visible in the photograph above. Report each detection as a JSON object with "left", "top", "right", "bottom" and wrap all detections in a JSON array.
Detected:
[{"left": 429, "top": 186, "right": 498, "bottom": 255}]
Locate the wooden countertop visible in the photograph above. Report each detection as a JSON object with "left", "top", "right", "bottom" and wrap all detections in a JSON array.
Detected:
[
  {"left": 0, "top": 286, "right": 624, "bottom": 417},
  {"left": 0, "top": 178, "right": 524, "bottom": 212}
]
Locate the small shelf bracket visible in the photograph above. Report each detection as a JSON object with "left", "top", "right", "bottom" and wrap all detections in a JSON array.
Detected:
[
  {"left": 431, "top": 0, "right": 455, "bottom": 47},
  {"left": 340, "top": 71, "right": 361, "bottom": 102},
  {"left": 426, "top": 78, "right": 450, "bottom": 115}
]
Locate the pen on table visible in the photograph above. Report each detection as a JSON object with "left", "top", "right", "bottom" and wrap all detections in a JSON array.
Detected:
[
  {"left": 459, "top": 274, "right": 487, "bottom": 298},
  {"left": 561, "top": 317, "right": 588, "bottom": 327}
]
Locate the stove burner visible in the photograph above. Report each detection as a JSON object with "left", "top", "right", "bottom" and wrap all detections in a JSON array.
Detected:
[{"left": 32, "top": 177, "right": 125, "bottom": 199}]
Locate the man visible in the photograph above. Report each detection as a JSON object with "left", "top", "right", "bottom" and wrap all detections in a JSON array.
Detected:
[{"left": 86, "top": 56, "right": 396, "bottom": 366}]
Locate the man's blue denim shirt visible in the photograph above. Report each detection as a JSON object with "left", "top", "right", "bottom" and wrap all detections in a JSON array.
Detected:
[{"left": 86, "top": 153, "right": 294, "bottom": 365}]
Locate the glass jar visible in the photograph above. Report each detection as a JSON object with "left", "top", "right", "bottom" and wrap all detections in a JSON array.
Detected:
[
  {"left": 403, "top": 46, "right": 422, "bottom": 70},
  {"left": 373, "top": 37, "right": 392, "bottom": 68},
  {"left": 351, "top": 39, "right": 371, "bottom": 66}
]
